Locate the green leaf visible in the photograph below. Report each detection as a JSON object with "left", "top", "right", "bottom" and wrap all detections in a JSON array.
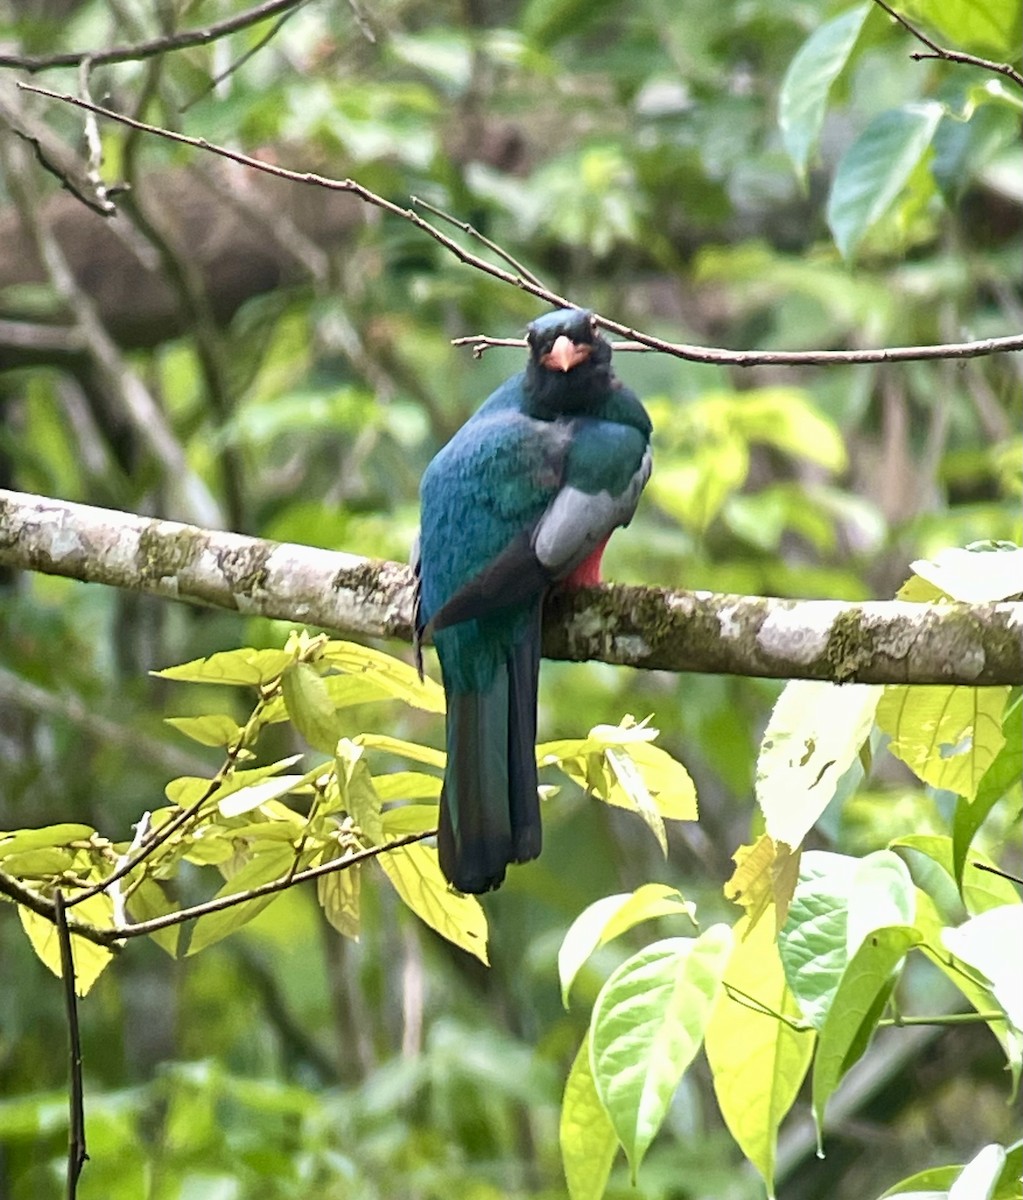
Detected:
[
  {"left": 910, "top": 544, "right": 1023, "bottom": 603},
  {"left": 380, "top": 804, "right": 439, "bottom": 835},
  {"left": 187, "top": 845, "right": 297, "bottom": 954},
  {"left": 736, "top": 389, "right": 848, "bottom": 472},
  {"left": 282, "top": 662, "right": 342, "bottom": 753},
  {"left": 948, "top": 1143, "right": 1007, "bottom": 1200},
  {"left": 153, "top": 647, "right": 293, "bottom": 686},
  {"left": 847, "top": 850, "right": 916, "bottom": 954},
  {"left": 0, "top": 824, "right": 95, "bottom": 858},
  {"left": 891, "top": 833, "right": 1019, "bottom": 915},
  {"left": 336, "top": 739, "right": 383, "bottom": 842},
  {"left": 757, "top": 681, "right": 881, "bottom": 849},
  {"left": 561, "top": 1034, "right": 619, "bottom": 1200},
  {"left": 379, "top": 843, "right": 489, "bottom": 964},
  {"left": 879, "top": 1163, "right": 961, "bottom": 1196},
  {"left": 812, "top": 924, "right": 922, "bottom": 1140},
  {"left": 164, "top": 713, "right": 242, "bottom": 748},
  {"left": 705, "top": 913, "right": 815, "bottom": 1198},
  {"left": 877, "top": 684, "right": 1010, "bottom": 801},
  {"left": 354, "top": 733, "right": 446, "bottom": 770},
  {"left": 559, "top": 885, "right": 697, "bottom": 1007},
  {"left": 125, "top": 877, "right": 181, "bottom": 957},
  {"left": 902, "top": 0, "right": 1022, "bottom": 57},
  {"left": 778, "top": 851, "right": 859, "bottom": 1029},
  {"left": 539, "top": 720, "right": 697, "bottom": 823},
  {"left": 779, "top": 4, "right": 872, "bottom": 182},
  {"left": 320, "top": 641, "right": 446, "bottom": 713},
  {"left": 953, "top": 698, "right": 1022, "bottom": 887},
  {"left": 943, "top": 906, "right": 1023, "bottom": 1032},
  {"left": 589, "top": 925, "right": 733, "bottom": 1177},
  {"left": 827, "top": 102, "right": 944, "bottom": 259},
  {"left": 18, "top": 893, "right": 116, "bottom": 996},
  {"left": 373, "top": 772, "right": 442, "bottom": 802},
  {"left": 318, "top": 863, "right": 361, "bottom": 939},
  {"left": 216, "top": 773, "right": 308, "bottom": 819}
]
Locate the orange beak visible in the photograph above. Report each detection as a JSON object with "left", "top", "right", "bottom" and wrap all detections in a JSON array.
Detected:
[{"left": 540, "top": 335, "right": 592, "bottom": 372}]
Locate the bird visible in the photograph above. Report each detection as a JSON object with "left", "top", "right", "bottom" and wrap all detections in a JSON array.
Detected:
[{"left": 414, "top": 308, "right": 652, "bottom": 893}]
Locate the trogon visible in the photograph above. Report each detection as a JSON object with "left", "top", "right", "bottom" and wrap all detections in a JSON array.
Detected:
[{"left": 415, "top": 308, "right": 652, "bottom": 893}]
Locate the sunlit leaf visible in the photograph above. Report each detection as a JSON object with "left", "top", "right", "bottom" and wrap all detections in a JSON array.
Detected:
[
  {"left": 153, "top": 647, "right": 293, "bottom": 686},
  {"left": 735, "top": 388, "right": 847, "bottom": 473},
  {"left": 589, "top": 925, "right": 732, "bottom": 1176},
  {"left": 877, "top": 684, "right": 1009, "bottom": 801},
  {"left": 336, "top": 739, "right": 383, "bottom": 842},
  {"left": 18, "top": 893, "right": 116, "bottom": 996},
  {"left": 126, "top": 877, "right": 181, "bottom": 957},
  {"left": 724, "top": 835, "right": 801, "bottom": 934},
  {"left": 373, "top": 772, "right": 442, "bottom": 802},
  {"left": 282, "top": 661, "right": 342, "bottom": 753},
  {"left": 0, "top": 824, "right": 95, "bottom": 858},
  {"left": 164, "top": 713, "right": 242, "bottom": 748},
  {"left": 812, "top": 924, "right": 922, "bottom": 1143},
  {"left": 943, "top": 907, "right": 1023, "bottom": 1032},
  {"left": 320, "top": 641, "right": 446, "bottom": 713},
  {"left": 318, "top": 863, "right": 361, "bottom": 939},
  {"left": 828, "top": 102, "right": 944, "bottom": 259},
  {"left": 561, "top": 1033, "right": 618, "bottom": 1200},
  {"left": 380, "top": 804, "right": 439, "bottom": 835},
  {"left": 779, "top": 4, "right": 872, "bottom": 182},
  {"left": 705, "top": 913, "right": 815, "bottom": 1198},
  {"left": 953, "top": 698, "right": 1022, "bottom": 887},
  {"left": 909, "top": 544, "right": 1023, "bottom": 603},
  {"left": 217, "top": 774, "right": 307, "bottom": 818},
  {"left": 757, "top": 681, "right": 880, "bottom": 848},
  {"left": 354, "top": 733, "right": 446, "bottom": 769},
  {"left": 379, "top": 843, "right": 489, "bottom": 964},
  {"left": 559, "top": 884, "right": 697, "bottom": 1007},
  {"left": 902, "top": 0, "right": 1022, "bottom": 57},
  {"left": 187, "top": 845, "right": 297, "bottom": 955}
]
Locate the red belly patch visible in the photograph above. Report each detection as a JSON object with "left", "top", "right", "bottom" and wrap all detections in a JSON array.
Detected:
[{"left": 564, "top": 537, "right": 609, "bottom": 588}]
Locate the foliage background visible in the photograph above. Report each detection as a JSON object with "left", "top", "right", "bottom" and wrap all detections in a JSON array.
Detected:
[{"left": 0, "top": 0, "right": 1020, "bottom": 1197}]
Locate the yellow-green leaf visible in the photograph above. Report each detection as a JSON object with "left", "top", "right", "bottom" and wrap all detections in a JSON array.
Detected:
[
  {"left": 355, "top": 733, "right": 446, "bottom": 770},
  {"left": 320, "top": 641, "right": 446, "bottom": 712},
  {"left": 187, "top": 845, "right": 296, "bottom": 955},
  {"left": 126, "top": 877, "right": 181, "bottom": 957},
  {"left": 282, "top": 661, "right": 342, "bottom": 753},
  {"left": 705, "top": 913, "right": 815, "bottom": 1198},
  {"left": 373, "top": 772, "right": 442, "bottom": 802},
  {"left": 318, "top": 863, "right": 361, "bottom": 939},
  {"left": 561, "top": 1033, "right": 618, "bottom": 1200},
  {"left": 379, "top": 843, "right": 488, "bottom": 964},
  {"left": 724, "top": 836, "right": 801, "bottom": 934},
  {"left": 153, "top": 647, "right": 292, "bottom": 686},
  {"left": 381, "top": 804, "right": 439, "bottom": 835},
  {"left": 164, "top": 714, "right": 242, "bottom": 748},
  {"left": 877, "top": 685, "right": 1009, "bottom": 801},
  {"left": 336, "top": 739, "right": 383, "bottom": 842},
  {"left": 757, "top": 681, "right": 880, "bottom": 847},
  {"left": 18, "top": 894, "right": 116, "bottom": 996}
]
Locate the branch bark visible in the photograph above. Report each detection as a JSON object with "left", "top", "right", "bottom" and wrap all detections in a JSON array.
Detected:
[{"left": 2, "top": 489, "right": 1020, "bottom": 686}]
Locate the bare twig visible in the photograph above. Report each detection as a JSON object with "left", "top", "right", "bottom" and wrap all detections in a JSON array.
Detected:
[
  {"left": 410, "top": 195, "right": 549, "bottom": 289},
  {"left": 971, "top": 861, "right": 1023, "bottom": 886},
  {"left": 180, "top": 0, "right": 309, "bottom": 112},
  {"left": 870, "top": 0, "right": 1023, "bottom": 90},
  {"left": 0, "top": 830, "right": 435, "bottom": 947},
  {"left": 17, "top": 82, "right": 1023, "bottom": 369},
  {"left": 0, "top": 0, "right": 310, "bottom": 73},
  {"left": 53, "top": 891, "right": 88, "bottom": 1199}
]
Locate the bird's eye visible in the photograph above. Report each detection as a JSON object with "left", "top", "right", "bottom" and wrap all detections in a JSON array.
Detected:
[{"left": 589, "top": 316, "right": 599, "bottom": 336}]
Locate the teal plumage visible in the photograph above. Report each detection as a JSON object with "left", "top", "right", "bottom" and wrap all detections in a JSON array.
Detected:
[{"left": 416, "top": 309, "right": 652, "bottom": 892}]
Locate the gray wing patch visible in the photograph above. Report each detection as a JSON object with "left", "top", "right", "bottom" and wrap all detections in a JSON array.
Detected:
[{"left": 534, "top": 445, "right": 651, "bottom": 577}]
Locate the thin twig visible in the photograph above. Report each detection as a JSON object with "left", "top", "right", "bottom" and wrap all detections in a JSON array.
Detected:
[
  {"left": 17, "top": 82, "right": 1023, "bottom": 369},
  {"left": 870, "top": 0, "right": 1023, "bottom": 89},
  {"left": 53, "top": 891, "right": 88, "bottom": 1199},
  {"left": 410, "top": 195, "right": 549, "bottom": 289},
  {"left": 1, "top": 829, "right": 436, "bottom": 947},
  {"left": 971, "top": 861, "right": 1023, "bottom": 886},
  {"left": 180, "top": 0, "right": 308, "bottom": 113},
  {"left": 0, "top": 0, "right": 309, "bottom": 73}
]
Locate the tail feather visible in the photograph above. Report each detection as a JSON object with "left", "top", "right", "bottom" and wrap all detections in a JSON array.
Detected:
[
  {"left": 438, "top": 624, "right": 543, "bottom": 893},
  {"left": 506, "top": 611, "right": 542, "bottom": 864}
]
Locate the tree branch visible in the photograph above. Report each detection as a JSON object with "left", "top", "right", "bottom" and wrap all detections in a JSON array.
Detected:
[
  {"left": 17, "top": 82, "right": 1023, "bottom": 370},
  {"left": 869, "top": 0, "right": 1023, "bottom": 90},
  {"left": 0, "top": 0, "right": 309, "bottom": 73},
  {"left": 2, "top": 489, "right": 1020, "bottom": 686},
  {"left": 53, "top": 891, "right": 88, "bottom": 1199}
]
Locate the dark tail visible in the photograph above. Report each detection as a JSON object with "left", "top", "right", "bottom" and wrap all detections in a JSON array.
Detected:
[{"left": 437, "top": 615, "right": 542, "bottom": 893}]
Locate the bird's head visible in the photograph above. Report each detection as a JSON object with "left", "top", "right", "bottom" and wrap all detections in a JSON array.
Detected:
[{"left": 525, "top": 308, "right": 613, "bottom": 415}]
